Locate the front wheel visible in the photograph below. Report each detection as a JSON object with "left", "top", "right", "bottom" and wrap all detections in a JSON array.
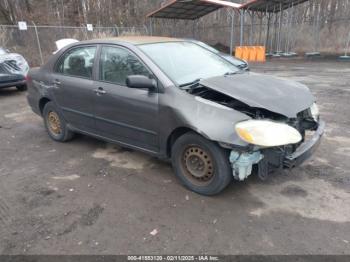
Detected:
[
  {"left": 16, "top": 85, "right": 27, "bottom": 91},
  {"left": 171, "top": 132, "right": 232, "bottom": 196}
]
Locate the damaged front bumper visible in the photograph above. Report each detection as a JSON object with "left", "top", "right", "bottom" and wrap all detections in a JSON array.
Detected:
[
  {"left": 229, "top": 120, "right": 325, "bottom": 181},
  {"left": 283, "top": 120, "right": 325, "bottom": 168}
]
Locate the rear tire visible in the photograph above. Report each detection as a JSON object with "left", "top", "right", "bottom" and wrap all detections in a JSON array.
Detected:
[
  {"left": 43, "top": 102, "right": 74, "bottom": 142},
  {"left": 171, "top": 132, "right": 232, "bottom": 196},
  {"left": 16, "top": 85, "right": 27, "bottom": 91}
]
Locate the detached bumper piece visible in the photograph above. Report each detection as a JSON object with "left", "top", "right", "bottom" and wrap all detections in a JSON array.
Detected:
[{"left": 283, "top": 120, "right": 325, "bottom": 168}]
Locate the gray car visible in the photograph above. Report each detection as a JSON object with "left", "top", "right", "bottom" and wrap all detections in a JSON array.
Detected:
[{"left": 27, "top": 36, "right": 324, "bottom": 195}]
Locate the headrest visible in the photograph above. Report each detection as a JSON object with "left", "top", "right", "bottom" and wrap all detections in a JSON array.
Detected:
[{"left": 68, "top": 55, "right": 85, "bottom": 69}]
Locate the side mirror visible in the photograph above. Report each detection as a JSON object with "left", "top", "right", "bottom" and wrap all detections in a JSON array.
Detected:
[{"left": 126, "top": 75, "right": 157, "bottom": 91}]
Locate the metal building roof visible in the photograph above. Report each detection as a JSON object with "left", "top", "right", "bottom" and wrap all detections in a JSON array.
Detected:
[
  {"left": 240, "top": 0, "right": 310, "bottom": 13},
  {"left": 146, "top": 0, "right": 241, "bottom": 20}
]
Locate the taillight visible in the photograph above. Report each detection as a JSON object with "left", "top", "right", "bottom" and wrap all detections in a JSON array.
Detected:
[{"left": 25, "top": 75, "right": 31, "bottom": 82}]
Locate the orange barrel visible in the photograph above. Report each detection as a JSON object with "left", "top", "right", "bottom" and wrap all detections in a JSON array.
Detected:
[
  {"left": 256, "top": 46, "right": 266, "bottom": 62},
  {"left": 235, "top": 46, "right": 243, "bottom": 59},
  {"left": 248, "top": 46, "right": 258, "bottom": 61},
  {"left": 242, "top": 46, "right": 250, "bottom": 61}
]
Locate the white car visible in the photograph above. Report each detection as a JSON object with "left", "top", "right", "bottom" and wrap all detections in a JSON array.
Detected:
[{"left": 0, "top": 47, "right": 29, "bottom": 91}]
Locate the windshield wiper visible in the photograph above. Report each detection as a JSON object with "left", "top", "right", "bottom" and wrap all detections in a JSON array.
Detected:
[{"left": 179, "top": 78, "right": 202, "bottom": 89}]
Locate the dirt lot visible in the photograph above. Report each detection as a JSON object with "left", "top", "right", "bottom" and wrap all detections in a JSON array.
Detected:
[{"left": 0, "top": 60, "right": 350, "bottom": 255}]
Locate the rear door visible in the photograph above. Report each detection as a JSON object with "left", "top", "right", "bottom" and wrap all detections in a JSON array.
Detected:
[
  {"left": 51, "top": 45, "right": 97, "bottom": 132},
  {"left": 93, "top": 45, "right": 159, "bottom": 152}
]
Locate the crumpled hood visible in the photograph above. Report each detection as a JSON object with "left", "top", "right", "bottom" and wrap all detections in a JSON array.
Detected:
[
  {"left": 200, "top": 72, "right": 315, "bottom": 118},
  {"left": 0, "top": 53, "right": 29, "bottom": 75}
]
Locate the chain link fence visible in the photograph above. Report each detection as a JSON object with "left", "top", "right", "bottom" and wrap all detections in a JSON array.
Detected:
[
  {"left": 152, "top": 17, "right": 350, "bottom": 56},
  {"left": 0, "top": 25, "right": 149, "bottom": 66},
  {"left": 1, "top": 18, "right": 350, "bottom": 66}
]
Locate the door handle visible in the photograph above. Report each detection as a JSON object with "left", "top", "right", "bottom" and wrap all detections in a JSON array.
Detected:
[{"left": 94, "top": 87, "right": 106, "bottom": 95}]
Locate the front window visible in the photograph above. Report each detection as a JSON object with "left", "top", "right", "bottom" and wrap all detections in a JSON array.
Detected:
[
  {"left": 99, "top": 46, "right": 150, "bottom": 86},
  {"left": 139, "top": 41, "right": 238, "bottom": 86}
]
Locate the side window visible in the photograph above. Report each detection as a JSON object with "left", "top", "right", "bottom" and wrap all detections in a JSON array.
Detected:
[
  {"left": 56, "top": 46, "right": 96, "bottom": 79},
  {"left": 99, "top": 46, "right": 150, "bottom": 86}
]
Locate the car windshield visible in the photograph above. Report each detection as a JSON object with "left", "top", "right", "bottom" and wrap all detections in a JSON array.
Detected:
[
  {"left": 191, "top": 40, "right": 220, "bottom": 54},
  {"left": 139, "top": 41, "right": 239, "bottom": 86}
]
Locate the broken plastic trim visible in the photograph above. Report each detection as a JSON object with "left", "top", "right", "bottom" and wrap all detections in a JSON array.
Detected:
[{"left": 229, "top": 150, "right": 263, "bottom": 181}]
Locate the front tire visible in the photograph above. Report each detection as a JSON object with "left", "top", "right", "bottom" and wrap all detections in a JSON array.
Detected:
[
  {"left": 16, "top": 85, "right": 27, "bottom": 91},
  {"left": 171, "top": 132, "right": 232, "bottom": 196},
  {"left": 43, "top": 102, "right": 74, "bottom": 142}
]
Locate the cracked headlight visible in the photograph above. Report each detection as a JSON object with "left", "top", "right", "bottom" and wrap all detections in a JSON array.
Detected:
[
  {"left": 235, "top": 120, "right": 302, "bottom": 147},
  {"left": 310, "top": 102, "right": 319, "bottom": 121}
]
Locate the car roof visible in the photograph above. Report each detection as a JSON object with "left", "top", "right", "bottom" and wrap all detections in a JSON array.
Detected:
[{"left": 85, "top": 36, "right": 184, "bottom": 45}]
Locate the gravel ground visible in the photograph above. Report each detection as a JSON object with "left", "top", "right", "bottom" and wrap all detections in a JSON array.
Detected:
[{"left": 0, "top": 60, "right": 350, "bottom": 255}]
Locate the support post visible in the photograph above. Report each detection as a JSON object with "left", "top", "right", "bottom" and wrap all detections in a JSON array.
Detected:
[
  {"left": 240, "top": 9, "right": 244, "bottom": 46},
  {"left": 345, "top": 31, "right": 350, "bottom": 56},
  {"left": 285, "top": 3, "right": 293, "bottom": 53},
  {"left": 250, "top": 11, "right": 254, "bottom": 45},
  {"left": 258, "top": 13, "right": 262, "bottom": 45},
  {"left": 149, "top": 18, "right": 153, "bottom": 36},
  {"left": 272, "top": 5, "right": 277, "bottom": 52},
  {"left": 115, "top": 25, "right": 120, "bottom": 36},
  {"left": 277, "top": 2, "right": 283, "bottom": 53},
  {"left": 229, "top": 10, "right": 235, "bottom": 55},
  {"left": 192, "top": 20, "right": 196, "bottom": 39},
  {"left": 32, "top": 21, "right": 43, "bottom": 65},
  {"left": 315, "top": 1, "right": 320, "bottom": 52},
  {"left": 143, "top": 24, "right": 149, "bottom": 35},
  {"left": 265, "top": 12, "right": 271, "bottom": 53}
]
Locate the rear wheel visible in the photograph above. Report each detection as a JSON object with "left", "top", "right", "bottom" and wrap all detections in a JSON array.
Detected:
[
  {"left": 171, "top": 132, "right": 232, "bottom": 195},
  {"left": 43, "top": 102, "right": 74, "bottom": 142},
  {"left": 16, "top": 85, "right": 27, "bottom": 91}
]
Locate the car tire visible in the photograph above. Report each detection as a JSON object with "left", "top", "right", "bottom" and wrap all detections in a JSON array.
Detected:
[
  {"left": 171, "top": 132, "right": 232, "bottom": 196},
  {"left": 43, "top": 102, "right": 74, "bottom": 142},
  {"left": 16, "top": 85, "right": 27, "bottom": 91}
]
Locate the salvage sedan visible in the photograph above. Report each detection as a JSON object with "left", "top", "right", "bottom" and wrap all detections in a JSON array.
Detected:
[
  {"left": 0, "top": 47, "right": 29, "bottom": 91},
  {"left": 27, "top": 37, "right": 324, "bottom": 195}
]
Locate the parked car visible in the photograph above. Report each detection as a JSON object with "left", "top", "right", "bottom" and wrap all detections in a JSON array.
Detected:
[
  {"left": 0, "top": 47, "right": 29, "bottom": 91},
  {"left": 27, "top": 36, "right": 324, "bottom": 195},
  {"left": 189, "top": 39, "right": 249, "bottom": 71}
]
